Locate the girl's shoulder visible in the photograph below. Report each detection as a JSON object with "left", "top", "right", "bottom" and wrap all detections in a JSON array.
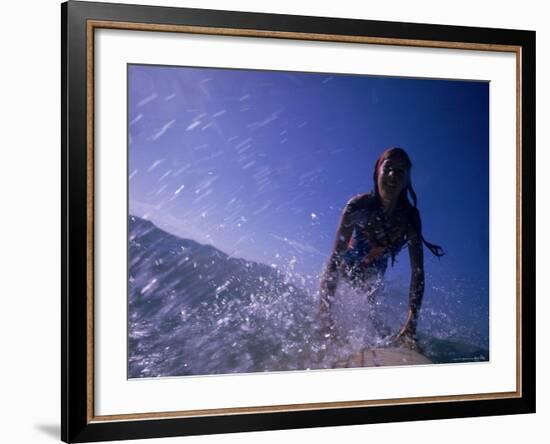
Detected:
[{"left": 344, "top": 192, "right": 378, "bottom": 214}]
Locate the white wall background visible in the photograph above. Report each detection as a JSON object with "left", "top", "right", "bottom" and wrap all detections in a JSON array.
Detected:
[{"left": 0, "top": 0, "right": 546, "bottom": 443}]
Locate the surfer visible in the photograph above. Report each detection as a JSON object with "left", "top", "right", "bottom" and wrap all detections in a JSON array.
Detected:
[{"left": 319, "top": 147, "right": 444, "bottom": 349}]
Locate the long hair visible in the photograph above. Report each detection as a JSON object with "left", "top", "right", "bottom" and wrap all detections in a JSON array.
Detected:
[{"left": 373, "top": 147, "right": 444, "bottom": 258}]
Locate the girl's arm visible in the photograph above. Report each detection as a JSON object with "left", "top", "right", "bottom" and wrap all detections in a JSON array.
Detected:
[
  {"left": 319, "top": 198, "right": 356, "bottom": 317},
  {"left": 396, "top": 208, "right": 425, "bottom": 342}
]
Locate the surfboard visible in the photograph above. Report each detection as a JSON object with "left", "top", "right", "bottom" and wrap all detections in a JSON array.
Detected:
[{"left": 332, "top": 346, "right": 433, "bottom": 368}]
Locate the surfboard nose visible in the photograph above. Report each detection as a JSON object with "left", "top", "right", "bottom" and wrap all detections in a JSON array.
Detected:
[{"left": 332, "top": 347, "right": 433, "bottom": 369}]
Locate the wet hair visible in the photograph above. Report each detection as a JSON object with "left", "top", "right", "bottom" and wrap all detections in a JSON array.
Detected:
[{"left": 373, "top": 147, "right": 445, "bottom": 258}]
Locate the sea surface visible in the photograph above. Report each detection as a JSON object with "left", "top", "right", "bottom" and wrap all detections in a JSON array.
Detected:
[{"left": 128, "top": 215, "right": 489, "bottom": 378}]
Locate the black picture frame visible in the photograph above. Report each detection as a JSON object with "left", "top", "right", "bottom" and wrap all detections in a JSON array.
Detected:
[{"left": 61, "top": 1, "right": 536, "bottom": 442}]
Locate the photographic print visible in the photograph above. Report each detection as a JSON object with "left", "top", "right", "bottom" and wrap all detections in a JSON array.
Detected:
[{"left": 127, "top": 64, "right": 489, "bottom": 379}]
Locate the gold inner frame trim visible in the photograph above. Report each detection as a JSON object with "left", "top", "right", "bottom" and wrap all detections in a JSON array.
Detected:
[
  {"left": 86, "top": 19, "right": 523, "bottom": 423},
  {"left": 90, "top": 391, "right": 518, "bottom": 423}
]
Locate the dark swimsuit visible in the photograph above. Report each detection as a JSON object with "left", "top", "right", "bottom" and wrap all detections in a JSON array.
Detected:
[{"left": 341, "top": 194, "right": 410, "bottom": 286}]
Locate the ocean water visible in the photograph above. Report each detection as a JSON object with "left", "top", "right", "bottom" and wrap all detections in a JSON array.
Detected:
[{"left": 128, "top": 216, "right": 489, "bottom": 378}]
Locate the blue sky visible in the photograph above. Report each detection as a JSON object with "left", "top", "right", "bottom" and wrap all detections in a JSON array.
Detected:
[{"left": 128, "top": 64, "right": 489, "bottom": 292}]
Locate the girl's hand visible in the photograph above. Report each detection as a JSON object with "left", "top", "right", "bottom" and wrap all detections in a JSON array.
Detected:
[
  {"left": 319, "top": 300, "right": 336, "bottom": 338},
  {"left": 390, "top": 322, "right": 418, "bottom": 350}
]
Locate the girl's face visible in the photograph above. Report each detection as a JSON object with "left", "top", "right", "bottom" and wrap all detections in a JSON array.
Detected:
[{"left": 377, "top": 156, "right": 410, "bottom": 198}]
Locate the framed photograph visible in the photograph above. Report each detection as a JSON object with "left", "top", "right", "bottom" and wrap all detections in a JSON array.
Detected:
[{"left": 61, "top": 1, "right": 535, "bottom": 442}]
